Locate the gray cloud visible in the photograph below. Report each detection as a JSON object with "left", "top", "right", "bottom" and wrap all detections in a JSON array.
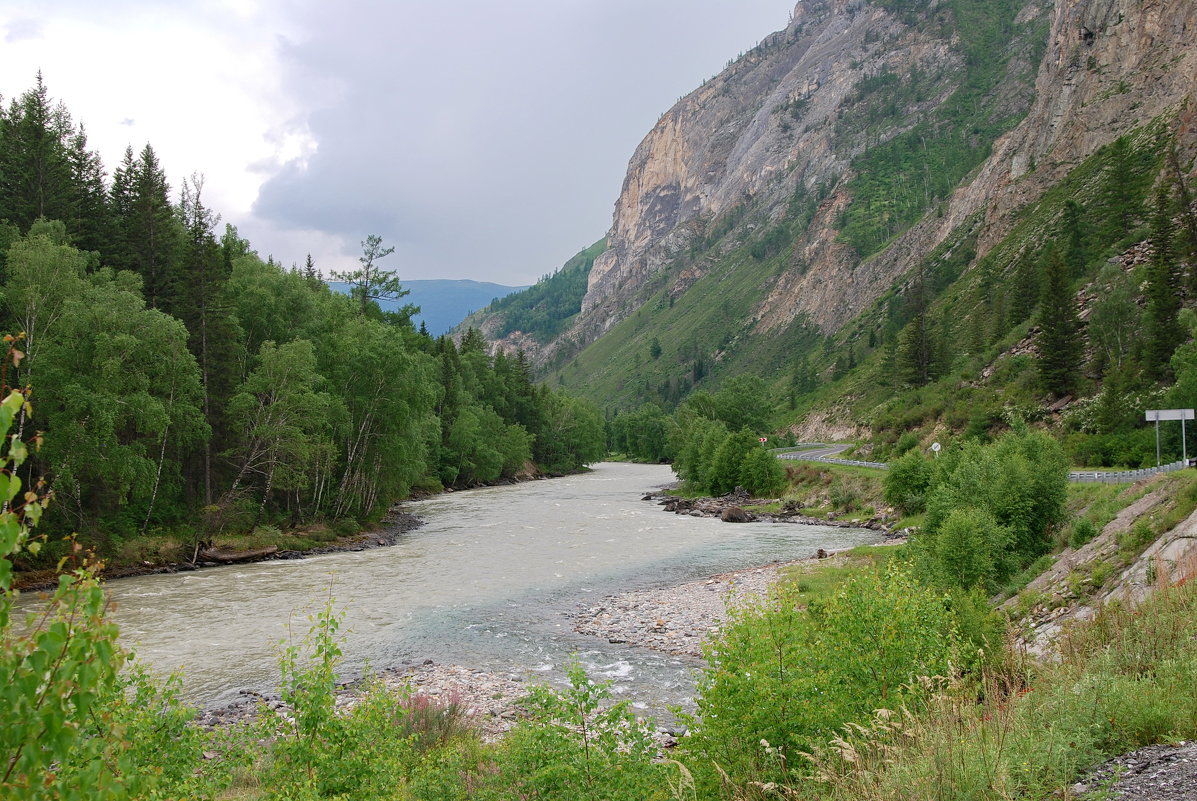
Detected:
[{"left": 252, "top": 1, "right": 793, "bottom": 285}]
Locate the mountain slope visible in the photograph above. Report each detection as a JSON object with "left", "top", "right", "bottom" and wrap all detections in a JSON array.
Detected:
[{"left": 471, "top": 0, "right": 1197, "bottom": 416}]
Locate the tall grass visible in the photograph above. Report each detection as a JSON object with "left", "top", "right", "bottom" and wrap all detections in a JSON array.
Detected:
[{"left": 793, "top": 578, "right": 1197, "bottom": 800}]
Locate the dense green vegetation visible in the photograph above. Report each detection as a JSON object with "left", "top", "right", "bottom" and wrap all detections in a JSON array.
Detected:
[
  {"left": 483, "top": 238, "right": 605, "bottom": 343},
  {"left": 886, "top": 428, "right": 1070, "bottom": 592},
  {"left": 0, "top": 77, "right": 606, "bottom": 566},
  {"left": 839, "top": 0, "right": 1041, "bottom": 256},
  {"left": 6, "top": 4, "right": 1197, "bottom": 796},
  {"left": 10, "top": 399, "right": 1194, "bottom": 799}
]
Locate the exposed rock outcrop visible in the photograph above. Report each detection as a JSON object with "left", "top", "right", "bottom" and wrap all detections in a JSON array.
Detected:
[{"left": 484, "top": 0, "right": 1197, "bottom": 374}]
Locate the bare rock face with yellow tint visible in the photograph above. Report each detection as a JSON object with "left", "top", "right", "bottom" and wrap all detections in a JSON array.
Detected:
[{"left": 582, "top": 0, "right": 961, "bottom": 339}]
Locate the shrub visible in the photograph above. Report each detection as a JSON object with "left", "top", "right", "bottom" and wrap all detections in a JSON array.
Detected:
[
  {"left": 681, "top": 566, "right": 959, "bottom": 793},
  {"left": 739, "top": 446, "right": 787, "bottom": 497},
  {"left": 481, "top": 660, "right": 669, "bottom": 801},
  {"left": 914, "top": 506, "right": 1010, "bottom": 591},
  {"left": 884, "top": 450, "right": 933, "bottom": 514},
  {"left": 1069, "top": 518, "right": 1098, "bottom": 548},
  {"left": 922, "top": 428, "right": 1069, "bottom": 588}
]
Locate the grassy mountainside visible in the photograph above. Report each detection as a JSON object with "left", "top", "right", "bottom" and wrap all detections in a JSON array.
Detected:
[
  {"left": 456, "top": 238, "right": 605, "bottom": 353},
  {"left": 532, "top": 0, "right": 1197, "bottom": 472}
]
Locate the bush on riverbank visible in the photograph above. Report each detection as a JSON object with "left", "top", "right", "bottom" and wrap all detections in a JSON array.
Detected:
[{"left": 677, "top": 565, "right": 962, "bottom": 796}]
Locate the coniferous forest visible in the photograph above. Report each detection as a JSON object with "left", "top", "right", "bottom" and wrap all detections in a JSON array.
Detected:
[{"left": 0, "top": 75, "right": 605, "bottom": 565}]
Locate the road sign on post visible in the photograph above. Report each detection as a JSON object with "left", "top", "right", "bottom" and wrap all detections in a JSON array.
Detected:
[{"left": 1145, "top": 409, "right": 1195, "bottom": 466}]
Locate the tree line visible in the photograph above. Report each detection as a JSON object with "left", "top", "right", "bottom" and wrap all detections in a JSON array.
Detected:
[
  {"left": 0, "top": 75, "right": 604, "bottom": 557},
  {"left": 606, "top": 374, "right": 788, "bottom": 497}
]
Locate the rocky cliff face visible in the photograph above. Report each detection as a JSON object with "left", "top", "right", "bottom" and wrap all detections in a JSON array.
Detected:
[
  {"left": 582, "top": 0, "right": 965, "bottom": 338},
  {"left": 484, "top": 0, "right": 1197, "bottom": 370}
]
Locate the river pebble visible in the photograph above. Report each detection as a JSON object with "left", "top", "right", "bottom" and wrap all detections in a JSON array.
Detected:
[
  {"left": 193, "top": 662, "right": 528, "bottom": 743},
  {"left": 374, "top": 662, "right": 528, "bottom": 742},
  {"left": 570, "top": 556, "right": 836, "bottom": 657}
]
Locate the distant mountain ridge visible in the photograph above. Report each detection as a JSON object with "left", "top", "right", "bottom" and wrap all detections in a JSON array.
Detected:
[{"left": 328, "top": 278, "right": 526, "bottom": 336}]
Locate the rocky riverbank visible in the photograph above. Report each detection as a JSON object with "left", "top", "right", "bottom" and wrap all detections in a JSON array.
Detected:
[
  {"left": 647, "top": 486, "right": 892, "bottom": 532},
  {"left": 195, "top": 660, "right": 529, "bottom": 743},
  {"left": 13, "top": 508, "right": 426, "bottom": 591},
  {"left": 571, "top": 551, "right": 856, "bottom": 657}
]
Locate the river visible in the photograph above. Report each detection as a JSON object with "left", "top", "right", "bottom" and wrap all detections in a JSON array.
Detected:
[{"left": 101, "top": 463, "right": 881, "bottom": 714}]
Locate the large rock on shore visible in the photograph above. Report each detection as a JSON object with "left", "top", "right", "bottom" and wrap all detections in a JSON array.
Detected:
[{"left": 721, "top": 506, "right": 754, "bottom": 523}]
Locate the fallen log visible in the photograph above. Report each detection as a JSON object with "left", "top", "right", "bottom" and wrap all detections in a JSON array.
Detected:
[{"left": 198, "top": 545, "right": 279, "bottom": 564}]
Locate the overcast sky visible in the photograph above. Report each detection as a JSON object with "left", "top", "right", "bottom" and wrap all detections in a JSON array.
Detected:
[{"left": 1, "top": 1, "right": 793, "bottom": 286}]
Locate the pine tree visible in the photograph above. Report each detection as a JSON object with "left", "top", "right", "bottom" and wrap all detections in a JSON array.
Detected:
[
  {"left": 332, "top": 234, "right": 414, "bottom": 319},
  {"left": 1036, "top": 246, "right": 1082, "bottom": 396}
]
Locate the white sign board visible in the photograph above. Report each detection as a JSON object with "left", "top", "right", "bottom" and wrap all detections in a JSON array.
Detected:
[{"left": 1145, "top": 409, "right": 1195, "bottom": 422}]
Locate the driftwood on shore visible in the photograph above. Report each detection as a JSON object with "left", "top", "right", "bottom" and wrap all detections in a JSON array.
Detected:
[{"left": 198, "top": 545, "right": 279, "bottom": 564}]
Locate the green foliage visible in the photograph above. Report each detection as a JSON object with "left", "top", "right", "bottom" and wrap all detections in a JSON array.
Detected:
[
  {"left": 1069, "top": 517, "right": 1098, "bottom": 548},
  {"left": 0, "top": 76, "right": 607, "bottom": 560},
  {"left": 917, "top": 507, "right": 1007, "bottom": 590},
  {"left": 1036, "top": 246, "right": 1082, "bottom": 396},
  {"left": 916, "top": 429, "right": 1069, "bottom": 590},
  {"left": 534, "top": 390, "right": 606, "bottom": 474},
  {"left": 681, "top": 566, "right": 959, "bottom": 793},
  {"left": 331, "top": 234, "right": 416, "bottom": 322},
  {"left": 804, "top": 578, "right": 1197, "bottom": 801},
  {"left": 487, "top": 239, "right": 605, "bottom": 343},
  {"left": 884, "top": 449, "right": 933, "bottom": 514},
  {"left": 709, "top": 428, "right": 760, "bottom": 496},
  {"left": 1144, "top": 182, "right": 1184, "bottom": 380},
  {"left": 738, "top": 444, "right": 787, "bottom": 496},
  {"left": 670, "top": 413, "right": 728, "bottom": 491},
  {"left": 481, "top": 660, "right": 668, "bottom": 801},
  {"left": 226, "top": 339, "right": 341, "bottom": 516},
  {"left": 1, "top": 383, "right": 232, "bottom": 800},
  {"left": 260, "top": 598, "right": 485, "bottom": 801},
  {"left": 607, "top": 402, "right": 676, "bottom": 462}
]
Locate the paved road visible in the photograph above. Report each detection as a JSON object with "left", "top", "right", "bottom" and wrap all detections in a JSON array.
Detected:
[
  {"left": 772, "top": 443, "right": 1190, "bottom": 484},
  {"left": 773, "top": 443, "right": 887, "bottom": 469}
]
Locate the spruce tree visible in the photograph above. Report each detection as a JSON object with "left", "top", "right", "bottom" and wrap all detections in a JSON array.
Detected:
[
  {"left": 0, "top": 73, "right": 74, "bottom": 229},
  {"left": 110, "top": 144, "right": 181, "bottom": 310},
  {"left": 1061, "top": 200, "right": 1088, "bottom": 279},
  {"left": 1144, "top": 182, "right": 1183, "bottom": 381},
  {"left": 175, "top": 176, "right": 241, "bottom": 506},
  {"left": 1036, "top": 246, "right": 1082, "bottom": 396},
  {"left": 1166, "top": 145, "right": 1197, "bottom": 282},
  {"left": 64, "top": 125, "right": 112, "bottom": 257},
  {"left": 1099, "top": 136, "right": 1142, "bottom": 242},
  {"left": 1009, "top": 252, "right": 1040, "bottom": 326},
  {"left": 897, "top": 266, "right": 935, "bottom": 386}
]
